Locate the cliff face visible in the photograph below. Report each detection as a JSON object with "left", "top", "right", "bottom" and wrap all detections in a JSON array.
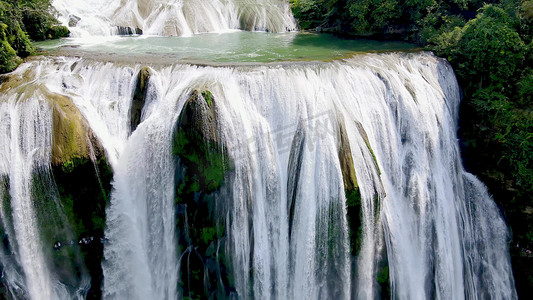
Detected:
[
  {"left": 0, "top": 53, "right": 519, "bottom": 299},
  {"left": 0, "top": 70, "right": 112, "bottom": 299},
  {"left": 47, "top": 90, "right": 111, "bottom": 300},
  {"left": 1, "top": 70, "right": 104, "bottom": 165}
]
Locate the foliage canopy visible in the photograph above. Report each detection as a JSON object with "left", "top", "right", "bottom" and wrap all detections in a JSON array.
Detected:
[{"left": 0, "top": 0, "right": 69, "bottom": 73}]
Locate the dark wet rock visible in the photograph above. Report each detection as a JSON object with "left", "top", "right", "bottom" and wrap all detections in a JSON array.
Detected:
[
  {"left": 172, "top": 89, "right": 233, "bottom": 298},
  {"left": 68, "top": 15, "right": 81, "bottom": 27},
  {"left": 130, "top": 67, "right": 150, "bottom": 132}
]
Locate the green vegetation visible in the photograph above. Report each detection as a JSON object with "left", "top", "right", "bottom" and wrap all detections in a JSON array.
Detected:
[
  {"left": 292, "top": 0, "right": 533, "bottom": 296},
  {"left": 345, "top": 187, "right": 363, "bottom": 255},
  {"left": 51, "top": 156, "right": 113, "bottom": 300},
  {"left": 0, "top": 0, "right": 69, "bottom": 73},
  {"left": 173, "top": 91, "right": 230, "bottom": 195},
  {"left": 29, "top": 155, "right": 112, "bottom": 299},
  {"left": 173, "top": 90, "right": 233, "bottom": 298},
  {"left": 377, "top": 264, "right": 390, "bottom": 299},
  {"left": 429, "top": 3, "right": 532, "bottom": 296},
  {"left": 338, "top": 123, "right": 364, "bottom": 255},
  {"left": 0, "top": 23, "right": 21, "bottom": 73},
  {"left": 201, "top": 90, "right": 213, "bottom": 108},
  {"left": 31, "top": 166, "right": 87, "bottom": 290}
]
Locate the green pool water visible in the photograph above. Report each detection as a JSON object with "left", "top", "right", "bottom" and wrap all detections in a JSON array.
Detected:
[{"left": 36, "top": 31, "right": 419, "bottom": 64}]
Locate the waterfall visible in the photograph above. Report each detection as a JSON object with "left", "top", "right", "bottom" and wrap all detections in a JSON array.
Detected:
[
  {"left": 52, "top": 0, "right": 297, "bottom": 37},
  {"left": 0, "top": 52, "right": 516, "bottom": 299},
  {"left": 0, "top": 65, "right": 86, "bottom": 299}
]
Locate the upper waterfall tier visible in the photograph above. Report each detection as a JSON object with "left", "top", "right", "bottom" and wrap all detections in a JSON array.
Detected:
[
  {"left": 52, "top": 0, "right": 297, "bottom": 37},
  {"left": 0, "top": 52, "right": 517, "bottom": 299}
]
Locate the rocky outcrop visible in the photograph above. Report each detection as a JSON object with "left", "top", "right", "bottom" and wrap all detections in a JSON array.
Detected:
[
  {"left": 130, "top": 67, "right": 150, "bottom": 132},
  {"left": 173, "top": 89, "right": 228, "bottom": 193},
  {"left": 1, "top": 73, "right": 104, "bottom": 166},
  {"left": 116, "top": 26, "right": 143, "bottom": 35},
  {"left": 172, "top": 89, "right": 233, "bottom": 299},
  {"left": 338, "top": 119, "right": 390, "bottom": 296},
  {"left": 337, "top": 120, "right": 362, "bottom": 256},
  {"left": 40, "top": 90, "right": 111, "bottom": 299},
  {"left": 46, "top": 91, "right": 104, "bottom": 166}
]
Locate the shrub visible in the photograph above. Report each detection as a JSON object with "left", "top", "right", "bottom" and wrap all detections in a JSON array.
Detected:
[
  {"left": 0, "top": 23, "right": 21, "bottom": 73},
  {"left": 47, "top": 25, "right": 69, "bottom": 39}
]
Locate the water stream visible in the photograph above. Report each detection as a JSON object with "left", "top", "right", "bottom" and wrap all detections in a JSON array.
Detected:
[
  {"left": 0, "top": 52, "right": 517, "bottom": 299},
  {"left": 0, "top": 0, "right": 517, "bottom": 299}
]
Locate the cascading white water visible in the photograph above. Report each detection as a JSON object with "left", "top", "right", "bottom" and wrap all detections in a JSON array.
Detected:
[
  {"left": 52, "top": 0, "right": 297, "bottom": 37},
  {"left": 0, "top": 52, "right": 516, "bottom": 299},
  {"left": 0, "top": 66, "right": 74, "bottom": 300}
]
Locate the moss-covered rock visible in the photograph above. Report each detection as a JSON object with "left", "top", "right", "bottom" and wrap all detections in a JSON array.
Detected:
[
  {"left": 46, "top": 92, "right": 102, "bottom": 166},
  {"left": 0, "top": 175, "right": 14, "bottom": 255},
  {"left": 173, "top": 90, "right": 230, "bottom": 194},
  {"left": 377, "top": 263, "right": 390, "bottom": 299},
  {"left": 51, "top": 156, "right": 112, "bottom": 300},
  {"left": 130, "top": 67, "right": 150, "bottom": 132},
  {"left": 48, "top": 92, "right": 111, "bottom": 299},
  {"left": 338, "top": 120, "right": 391, "bottom": 295},
  {"left": 0, "top": 175, "right": 12, "bottom": 228},
  {"left": 29, "top": 90, "right": 112, "bottom": 299},
  {"left": 173, "top": 89, "right": 233, "bottom": 298},
  {"left": 354, "top": 121, "right": 381, "bottom": 175},
  {"left": 30, "top": 154, "right": 112, "bottom": 298},
  {"left": 0, "top": 64, "right": 38, "bottom": 94},
  {"left": 30, "top": 166, "right": 85, "bottom": 289},
  {"left": 337, "top": 121, "right": 363, "bottom": 256}
]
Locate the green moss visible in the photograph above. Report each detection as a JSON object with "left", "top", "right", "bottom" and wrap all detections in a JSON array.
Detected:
[
  {"left": 200, "top": 227, "right": 218, "bottom": 245},
  {"left": 51, "top": 156, "right": 113, "bottom": 299},
  {"left": 173, "top": 90, "right": 233, "bottom": 298},
  {"left": 377, "top": 264, "right": 391, "bottom": 299},
  {"left": 61, "top": 160, "right": 75, "bottom": 173},
  {"left": 346, "top": 187, "right": 363, "bottom": 256},
  {"left": 355, "top": 121, "right": 381, "bottom": 176},
  {"left": 368, "top": 147, "right": 381, "bottom": 175},
  {"left": 338, "top": 121, "right": 365, "bottom": 256},
  {"left": 172, "top": 90, "right": 230, "bottom": 194},
  {"left": 346, "top": 188, "right": 361, "bottom": 208},
  {"left": 377, "top": 265, "right": 389, "bottom": 284},
  {"left": 26, "top": 146, "right": 112, "bottom": 299},
  {"left": 0, "top": 176, "right": 13, "bottom": 233},
  {"left": 31, "top": 167, "right": 84, "bottom": 288},
  {"left": 201, "top": 90, "right": 213, "bottom": 108}
]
